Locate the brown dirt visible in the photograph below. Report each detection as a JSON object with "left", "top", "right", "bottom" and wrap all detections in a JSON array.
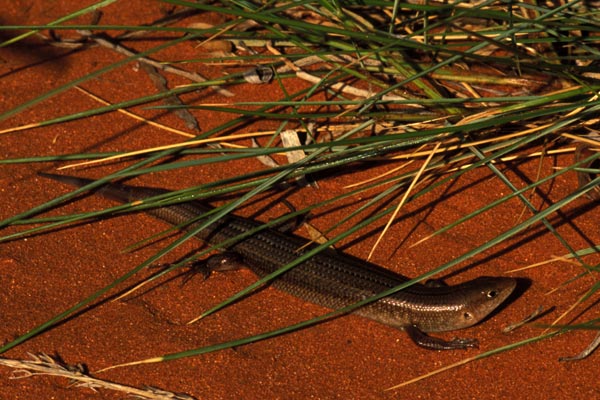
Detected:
[{"left": 1, "top": 2, "right": 600, "bottom": 399}]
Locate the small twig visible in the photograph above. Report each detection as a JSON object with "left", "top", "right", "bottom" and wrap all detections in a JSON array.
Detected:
[
  {"left": 266, "top": 47, "right": 423, "bottom": 107},
  {"left": 503, "top": 305, "right": 547, "bottom": 333},
  {"left": 560, "top": 330, "right": 600, "bottom": 361},
  {"left": 140, "top": 62, "right": 201, "bottom": 132},
  {"left": 76, "top": 29, "right": 233, "bottom": 97}
]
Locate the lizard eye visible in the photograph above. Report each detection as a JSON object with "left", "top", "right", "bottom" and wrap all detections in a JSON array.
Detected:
[{"left": 487, "top": 290, "right": 498, "bottom": 298}]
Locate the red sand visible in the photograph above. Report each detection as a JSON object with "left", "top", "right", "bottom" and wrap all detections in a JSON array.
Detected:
[{"left": 1, "top": 2, "right": 600, "bottom": 399}]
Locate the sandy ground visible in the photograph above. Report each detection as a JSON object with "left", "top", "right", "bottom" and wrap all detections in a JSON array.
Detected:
[{"left": 1, "top": 2, "right": 600, "bottom": 399}]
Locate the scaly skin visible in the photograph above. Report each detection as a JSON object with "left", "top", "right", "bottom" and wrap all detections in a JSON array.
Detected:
[{"left": 40, "top": 172, "right": 517, "bottom": 350}]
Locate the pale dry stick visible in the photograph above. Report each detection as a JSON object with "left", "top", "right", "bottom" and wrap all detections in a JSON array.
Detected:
[
  {"left": 75, "top": 86, "right": 196, "bottom": 138},
  {"left": 262, "top": 42, "right": 297, "bottom": 73},
  {"left": 299, "top": 54, "right": 512, "bottom": 111},
  {"left": 294, "top": 69, "right": 423, "bottom": 108},
  {"left": 273, "top": 53, "right": 540, "bottom": 87},
  {"left": 367, "top": 142, "right": 441, "bottom": 260},
  {"left": 265, "top": 43, "right": 424, "bottom": 108},
  {"left": 0, "top": 353, "right": 194, "bottom": 400},
  {"left": 221, "top": 52, "right": 381, "bottom": 75},
  {"left": 76, "top": 29, "right": 233, "bottom": 97}
]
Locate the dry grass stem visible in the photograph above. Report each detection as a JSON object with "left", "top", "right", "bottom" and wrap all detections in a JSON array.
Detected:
[
  {"left": 58, "top": 131, "right": 277, "bottom": 169},
  {"left": 75, "top": 86, "right": 196, "bottom": 138},
  {"left": 368, "top": 141, "right": 441, "bottom": 260},
  {"left": 0, "top": 353, "right": 194, "bottom": 399}
]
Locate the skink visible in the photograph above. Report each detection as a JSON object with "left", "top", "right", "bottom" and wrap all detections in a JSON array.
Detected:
[{"left": 40, "top": 172, "right": 516, "bottom": 350}]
